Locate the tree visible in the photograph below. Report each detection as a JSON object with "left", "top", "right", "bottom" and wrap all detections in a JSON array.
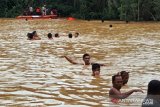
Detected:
[{"left": 0, "top": 0, "right": 159, "bottom": 21}]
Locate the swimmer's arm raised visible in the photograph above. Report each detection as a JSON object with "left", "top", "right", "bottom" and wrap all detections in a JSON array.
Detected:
[{"left": 63, "top": 56, "right": 78, "bottom": 64}]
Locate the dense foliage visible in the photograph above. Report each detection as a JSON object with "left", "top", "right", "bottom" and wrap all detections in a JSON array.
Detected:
[{"left": 1, "top": 0, "right": 160, "bottom": 21}]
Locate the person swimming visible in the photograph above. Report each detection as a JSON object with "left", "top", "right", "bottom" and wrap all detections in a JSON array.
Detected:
[
  {"left": 68, "top": 33, "right": 73, "bottom": 38},
  {"left": 63, "top": 53, "right": 106, "bottom": 66},
  {"left": 47, "top": 33, "right": 53, "bottom": 39},
  {"left": 120, "top": 71, "right": 129, "bottom": 85},
  {"left": 92, "top": 63, "right": 100, "bottom": 76},
  {"left": 27, "top": 31, "right": 41, "bottom": 40},
  {"left": 32, "top": 31, "right": 41, "bottom": 40},
  {"left": 74, "top": 32, "right": 79, "bottom": 38},
  {"left": 142, "top": 80, "right": 160, "bottom": 107},
  {"left": 109, "top": 74, "right": 143, "bottom": 100},
  {"left": 27, "top": 33, "right": 33, "bottom": 40},
  {"left": 55, "top": 33, "right": 60, "bottom": 38}
]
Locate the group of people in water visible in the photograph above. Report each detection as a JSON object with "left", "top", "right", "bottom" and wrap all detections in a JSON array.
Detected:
[
  {"left": 27, "top": 31, "right": 79, "bottom": 40},
  {"left": 27, "top": 30, "right": 159, "bottom": 106},
  {"left": 63, "top": 53, "right": 160, "bottom": 107}
]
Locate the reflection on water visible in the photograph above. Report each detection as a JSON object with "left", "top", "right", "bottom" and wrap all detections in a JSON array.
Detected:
[{"left": 0, "top": 19, "right": 160, "bottom": 107}]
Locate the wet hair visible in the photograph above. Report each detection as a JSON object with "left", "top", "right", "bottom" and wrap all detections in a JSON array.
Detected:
[
  {"left": 120, "top": 71, "right": 129, "bottom": 77},
  {"left": 75, "top": 32, "right": 79, "bottom": 38},
  {"left": 75, "top": 32, "right": 79, "bottom": 36},
  {"left": 120, "top": 71, "right": 129, "bottom": 85},
  {"left": 92, "top": 63, "right": 100, "bottom": 71},
  {"left": 112, "top": 74, "right": 121, "bottom": 84},
  {"left": 147, "top": 80, "right": 160, "bottom": 95},
  {"left": 83, "top": 53, "right": 90, "bottom": 59},
  {"left": 68, "top": 33, "right": 72, "bottom": 38},
  {"left": 27, "top": 33, "right": 33, "bottom": 40},
  {"left": 55, "top": 33, "right": 59, "bottom": 37},
  {"left": 48, "top": 33, "right": 52, "bottom": 39},
  {"left": 32, "top": 31, "right": 36, "bottom": 35}
]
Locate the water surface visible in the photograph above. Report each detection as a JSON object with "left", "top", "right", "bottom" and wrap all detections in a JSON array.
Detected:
[{"left": 0, "top": 19, "right": 160, "bottom": 107}]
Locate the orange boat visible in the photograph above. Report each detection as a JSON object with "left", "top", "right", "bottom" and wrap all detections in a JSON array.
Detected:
[
  {"left": 16, "top": 15, "right": 58, "bottom": 19},
  {"left": 67, "top": 17, "right": 75, "bottom": 21}
]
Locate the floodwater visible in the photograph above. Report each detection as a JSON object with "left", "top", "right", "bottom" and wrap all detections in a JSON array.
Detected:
[{"left": 0, "top": 18, "right": 160, "bottom": 107}]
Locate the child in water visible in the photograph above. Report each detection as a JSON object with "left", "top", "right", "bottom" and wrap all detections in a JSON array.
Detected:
[{"left": 92, "top": 63, "right": 100, "bottom": 76}]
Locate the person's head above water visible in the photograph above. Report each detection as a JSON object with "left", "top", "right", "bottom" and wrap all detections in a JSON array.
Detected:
[
  {"left": 30, "top": 31, "right": 41, "bottom": 40},
  {"left": 47, "top": 33, "right": 53, "bottom": 39},
  {"left": 110, "top": 74, "right": 143, "bottom": 100},
  {"left": 147, "top": 80, "right": 160, "bottom": 95},
  {"left": 27, "top": 33, "right": 33, "bottom": 40},
  {"left": 120, "top": 71, "right": 129, "bottom": 85},
  {"left": 92, "top": 63, "right": 100, "bottom": 76},
  {"left": 55, "top": 33, "right": 59, "bottom": 38},
  {"left": 32, "top": 31, "right": 37, "bottom": 36},
  {"left": 112, "top": 74, "right": 123, "bottom": 90},
  {"left": 68, "top": 33, "right": 72, "bottom": 38},
  {"left": 75, "top": 32, "right": 79, "bottom": 38},
  {"left": 141, "top": 80, "right": 160, "bottom": 107},
  {"left": 63, "top": 53, "right": 106, "bottom": 66},
  {"left": 83, "top": 53, "right": 91, "bottom": 65}
]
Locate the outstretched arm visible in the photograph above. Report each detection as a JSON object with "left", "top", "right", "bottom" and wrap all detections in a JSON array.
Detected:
[
  {"left": 120, "top": 89, "right": 143, "bottom": 99},
  {"left": 63, "top": 56, "right": 78, "bottom": 64},
  {"left": 110, "top": 88, "right": 143, "bottom": 99}
]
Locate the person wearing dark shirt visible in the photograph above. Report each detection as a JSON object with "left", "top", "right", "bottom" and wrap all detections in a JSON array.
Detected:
[{"left": 142, "top": 80, "right": 160, "bottom": 107}]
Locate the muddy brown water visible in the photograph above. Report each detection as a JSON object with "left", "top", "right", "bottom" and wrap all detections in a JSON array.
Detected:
[{"left": 0, "top": 19, "right": 160, "bottom": 107}]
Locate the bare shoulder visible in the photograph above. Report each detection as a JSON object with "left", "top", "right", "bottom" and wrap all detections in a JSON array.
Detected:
[
  {"left": 109, "top": 87, "right": 114, "bottom": 95},
  {"left": 109, "top": 87, "right": 121, "bottom": 95}
]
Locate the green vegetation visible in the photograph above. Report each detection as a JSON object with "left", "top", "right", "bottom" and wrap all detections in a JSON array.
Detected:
[{"left": 1, "top": 0, "right": 160, "bottom": 21}]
